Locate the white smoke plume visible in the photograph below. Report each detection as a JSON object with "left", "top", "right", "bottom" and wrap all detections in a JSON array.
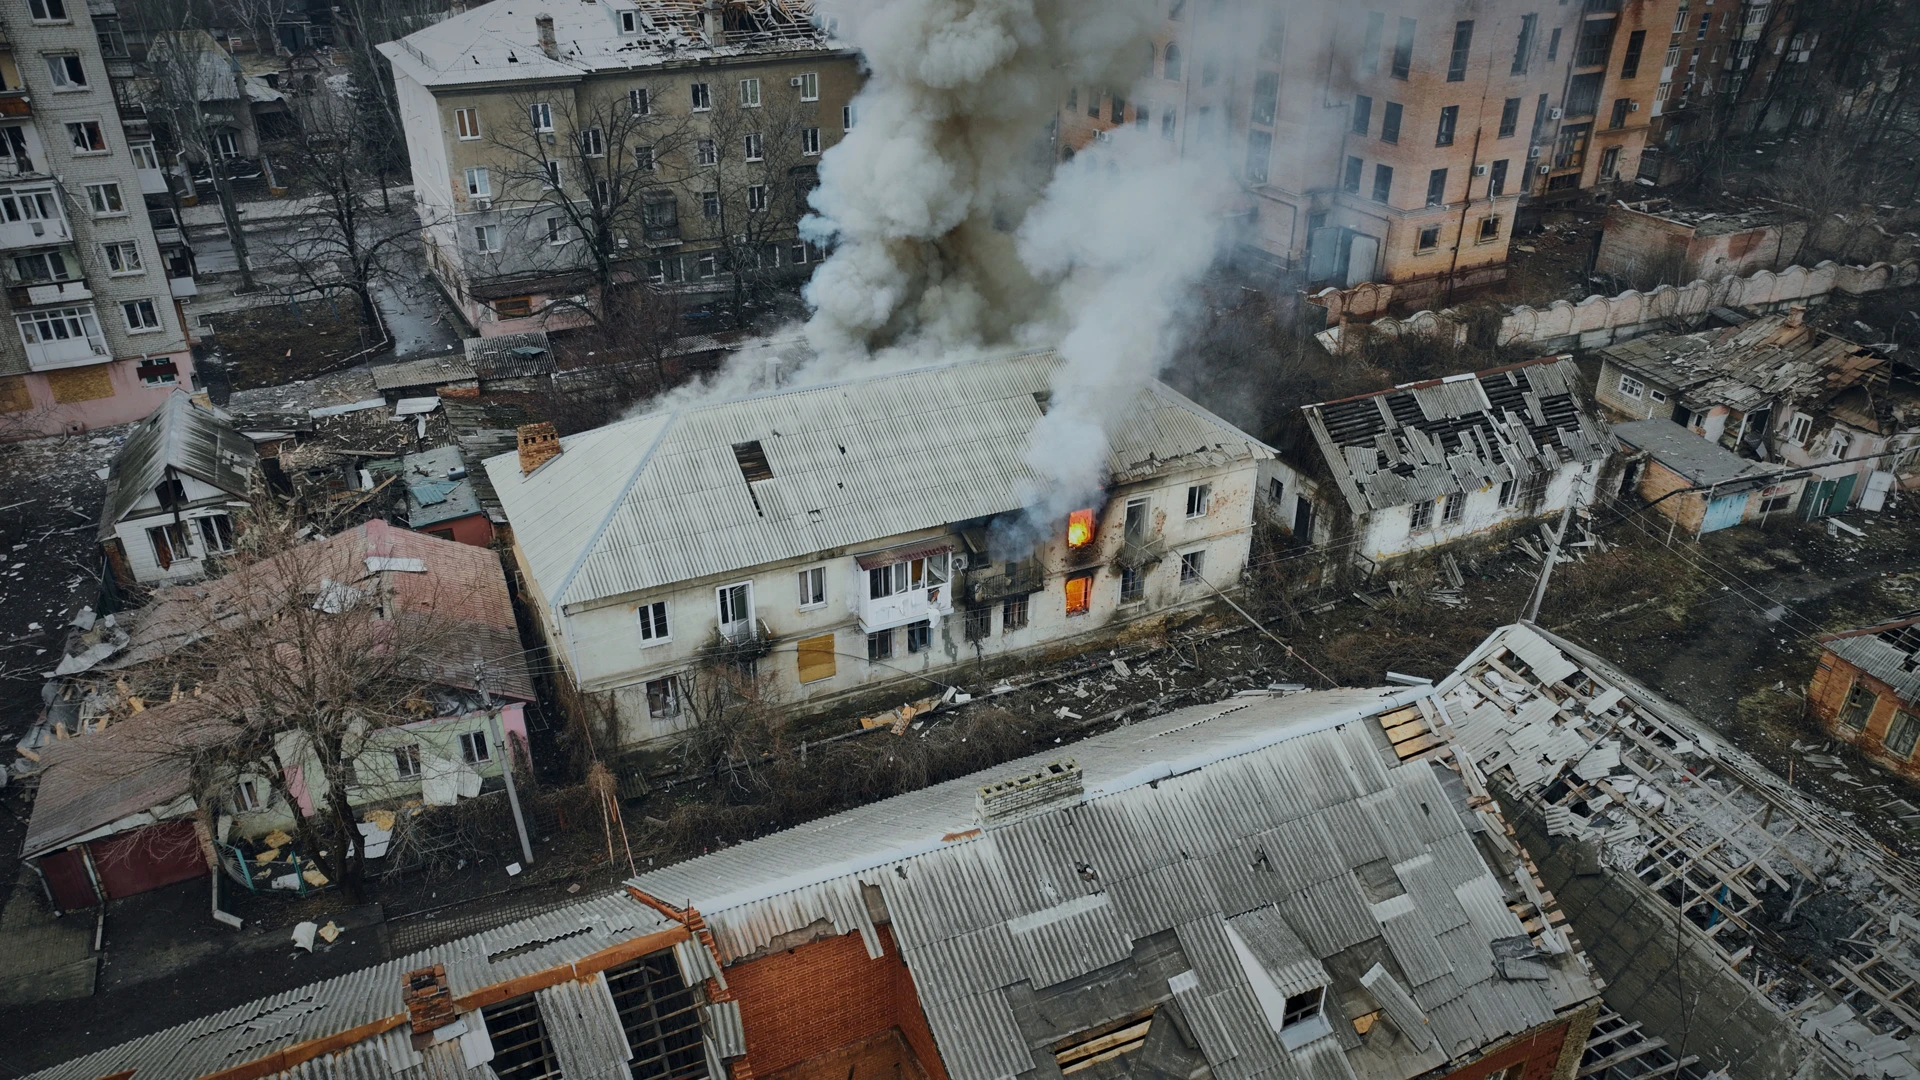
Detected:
[{"left": 798, "top": 0, "right": 1240, "bottom": 542}]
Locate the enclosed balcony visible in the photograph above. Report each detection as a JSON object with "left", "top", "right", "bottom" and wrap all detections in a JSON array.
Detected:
[
  {"left": 0, "top": 186, "right": 67, "bottom": 249},
  {"left": 856, "top": 542, "right": 955, "bottom": 633},
  {"left": 18, "top": 304, "right": 108, "bottom": 371}
]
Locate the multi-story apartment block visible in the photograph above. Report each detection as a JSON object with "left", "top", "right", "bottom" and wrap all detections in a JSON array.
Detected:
[
  {"left": 380, "top": 0, "right": 859, "bottom": 338},
  {"left": 1060, "top": 0, "right": 1679, "bottom": 309},
  {"left": 1640, "top": 0, "right": 1810, "bottom": 183},
  {"left": 0, "top": 0, "right": 196, "bottom": 438}
]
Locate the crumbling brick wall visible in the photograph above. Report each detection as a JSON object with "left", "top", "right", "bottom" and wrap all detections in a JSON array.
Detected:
[
  {"left": 1809, "top": 652, "right": 1918, "bottom": 778},
  {"left": 726, "top": 925, "right": 948, "bottom": 1080}
]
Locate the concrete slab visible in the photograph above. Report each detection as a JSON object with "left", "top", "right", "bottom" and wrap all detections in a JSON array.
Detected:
[{"left": 0, "top": 869, "right": 95, "bottom": 1005}]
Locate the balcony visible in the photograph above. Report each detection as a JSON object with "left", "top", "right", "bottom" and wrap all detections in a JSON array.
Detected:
[
  {"left": 857, "top": 542, "right": 958, "bottom": 633},
  {"left": 0, "top": 92, "right": 29, "bottom": 119},
  {"left": 137, "top": 165, "right": 166, "bottom": 196},
  {"left": 0, "top": 215, "right": 66, "bottom": 250},
  {"left": 10, "top": 279, "right": 91, "bottom": 307},
  {"left": 24, "top": 334, "right": 109, "bottom": 371},
  {"left": 963, "top": 558, "right": 1044, "bottom": 605}
]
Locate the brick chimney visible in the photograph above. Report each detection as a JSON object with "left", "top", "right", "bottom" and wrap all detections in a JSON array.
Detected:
[
  {"left": 535, "top": 13, "right": 557, "bottom": 59},
  {"left": 1786, "top": 304, "right": 1807, "bottom": 328},
  {"left": 518, "top": 422, "right": 561, "bottom": 475},
  {"left": 403, "top": 964, "right": 455, "bottom": 1046},
  {"left": 701, "top": 0, "right": 725, "bottom": 46},
  {"left": 976, "top": 759, "right": 1082, "bottom": 826}
]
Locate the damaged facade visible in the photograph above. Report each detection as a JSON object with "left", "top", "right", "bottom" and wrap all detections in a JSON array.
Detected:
[
  {"left": 1810, "top": 613, "right": 1920, "bottom": 781},
  {"left": 1426, "top": 622, "right": 1920, "bottom": 1080},
  {"left": 486, "top": 351, "right": 1274, "bottom": 747},
  {"left": 1596, "top": 308, "right": 1920, "bottom": 519},
  {"left": 1299, "top": 357, "right": 1611, "bottom": 565},
  {"left": 23, "top": 520, "right": 534, "bottom": 911},
  {"left": 25, "top": 682, "right": 1605, "bottom": 1080},
  {"left": 1594, "top": 199, "right": 1806, "bottom": 287},
  {"left": 98, "top": 391, "right": 256, "bottom": 588}
]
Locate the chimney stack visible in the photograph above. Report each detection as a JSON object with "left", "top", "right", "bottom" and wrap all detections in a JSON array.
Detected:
[
  {"left": 701, "top": 0, "right": 725, "bottom": 46},
  {"left": 518, "top": 422, "right": 561, "bottom": 475},
  {"left": 535, "top": 13, "right": 557, "bottom": 59},
  {"left": 403, "top": 964, "right": 454, "bottom": 1048},
  {"left": 975, "top": 759, "right": 1082, "bottom": 827},
  {"left": 1786, "top": 304, "right": 1807, "bottom": 329}
]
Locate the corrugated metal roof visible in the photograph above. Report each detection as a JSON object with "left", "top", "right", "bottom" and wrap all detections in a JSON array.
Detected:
[
  {"left": 99, "top": 391, "right": 256, "bottom": 539},
  {"left": 1612, "top": 419, "right": 1777, "bottom": 488},
  {"left": 1822, "top": 615, "right": 1920, "bottom": 705},
  {"left": 538, "top": 972, "right": 633, "bottom": 1079},
  {"left": 466, "top": 331, "right": 556, "bottom": 381},
  {"left": 485, "top": 352, "right": 1273, "bottom": 610}
]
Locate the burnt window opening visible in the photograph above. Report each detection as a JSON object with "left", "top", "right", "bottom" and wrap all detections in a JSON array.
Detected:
[
  {"left": 607, "top": 952, "right": 709, "bottom": 1080},
  {"left": 733, "top": 440, "right": 773, "bottom": 482},
  {"left": 1054, "top": 1008, "right": 1157, "bottom": 1075},
  {"left": 964, "top": 604, "right": 991, "bottom": 643},
  {"left": 1033, "top": 390, "right": 1052, "bottom": 415},
  {"left": 481, "top": 996, "right": 562, "bottom": 1080}
]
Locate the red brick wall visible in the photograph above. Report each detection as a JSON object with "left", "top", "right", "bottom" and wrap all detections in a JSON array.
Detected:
[
  {"left": 1439, "top": 1017, "right": 1575, "bottom": 1080},
  {"left": 1810, "top": 652, "right": 1920, "bottom": 778},
  {"left": 726, "top": 926, "right": 948, "bottom": 1080}
]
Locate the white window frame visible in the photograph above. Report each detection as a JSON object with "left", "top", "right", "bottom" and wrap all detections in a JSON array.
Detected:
[
  {"left": 638, "top": 599, "right": 670, "bottom": 644},
  {"left": 85, "top": 181, "right": 123, "bottom": 215},
  {"left": 1179, "top": 549, "right": 1206, "bottom": 584},
  {"left": 1186, "top": 483, "right": 1211, "bottom": 518},
  {"left": 545, "top": 215, "right": 567, "bottom": 244},
  {"left": 1441, "top": 492, "right": 1464, "bottom": 524},
  {"left": 394, "top": 743, "right": 421, "bottom": 779},
  {"left": 473, "top": 224, "right": 501, "bottom": 253},
  {"left": 46, "top": 54, "right": 86, "bottom": 89},
  {"left": 1409, "top": 498, "right": 1435, "bottom": 532},
  {"left": 459, "top": 730, "right": 491, "bottom": 765},
  {"left": 646, "top": 675, "right": 682, "bottom": 719},
  {"left": 196, "top": 513, "right": 234, "bottom": 553},
  {"left": 801, "top": 126, "right": 820, "bottom": 155},
  {"left": 744, "top": 132, "right": 763, "bottom": 161},
  {"left": 798, "top": 567, "right": 826, "bottom": 610},
  {"left": 1830, "top": 431, "right": 1853, "bottom": 460},
  {"left": 1787, "top": 412, "right": 1813, "bottom": 444},
  {"left": 212, "top": 130, "right": 240, "bottom": 159},
  {"left": 747, "top": 184, "right": 767, "bottom": 212},
  {"left": 696, "top": 139, "right": 717, "bottom": 166},
  {"left": 690, "top": 82, "right": 711, "bottom": 111},
  {"left": 18, "top": 305, "right": 102, "bottom": 350},
  {"left": 235, "top": 778, "right": 263, "bottom": 812},
  {"left": 635, "top": 145, "right": 656, "bottom": 172},
  {"left": 580, "top": 126, "right": 605, "bottom": 157},
  {"left": 1617, "top": 373, "right": 1646, "bottom": 399},
  {"left": 740, "top": 78, "right": 762, "bottom": 107},
  {"left": 121, "top": 297, "right": 161, "bottom": 333},
  {"left": 463, "top": 166, "right": 490, "bottom": 198},
  {"left": 630, "top": 87, "right": 651, "bottom": 116},
  {"left": 717, "top": 581, "right": 754, "bottom": 633},
  {"left": 701, "top": 189, "right": 719, "bottom": 218},
  {"left": 842, "top": 104, "right": 856, "bottom": 130},
  {"left": 619, "top": 9, "right": 638, "bottom": 33},
  {"left": 129, "top": 141, "right": 160, "bottom": 171},
  {"left": 798, "top": 71, "right": 819, "bottom": 101},
  {"left": 454, "top": 107, "right": 481, "bottom": 140},
  {"left": 529, "top": 102, "right": 553, "bottom": 132},
  {"left": 66, "top": 120, "right": 106, "bottom": 155}
]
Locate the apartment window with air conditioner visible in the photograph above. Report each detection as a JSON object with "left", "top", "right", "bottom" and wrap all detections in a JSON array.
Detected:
[{"left": 455, "top": 107, "right": 480, "bottom": 139}]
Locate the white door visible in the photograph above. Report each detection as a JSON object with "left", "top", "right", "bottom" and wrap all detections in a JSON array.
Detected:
[
  {"left": 717, "top": 582, "right": 753, "bottom": 639},
  {"left": 1862, "top": 470, "right": 1896, "bottom": 512}
]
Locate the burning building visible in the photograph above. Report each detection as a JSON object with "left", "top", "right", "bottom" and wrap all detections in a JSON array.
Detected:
[{"left": 485, "top": 350, "right": 1274, "bottom": 748}]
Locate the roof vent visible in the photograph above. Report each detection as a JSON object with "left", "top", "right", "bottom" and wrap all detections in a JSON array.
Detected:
[
  {"left": 976, "top": 758, "right": 1082, "bottom": 826},
  {"left": 733, "top": 440, "right": 773, "bottom": 482}
]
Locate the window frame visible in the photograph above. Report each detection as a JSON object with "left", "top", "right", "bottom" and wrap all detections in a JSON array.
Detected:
[
  {"left": 455, "top": 107, "right": 481, "bottom": 140},
  {"left": 1178, "top": 550, "right": 1205, "bottom": 585},
  {"left": 638, "top": 599, "right": 671, "bottom": 644},
  {"left": 797, "top": 72, "right": 819, "bottom": 101},
  {"left": 103, "top": 240, "right": 143, "bottom": 275},
  {"left": 647, "top": 675, "right": 682, "bottom": 719},
  {"left": 67, "top": 120, "right": 107, "bottom": 155},
  {"left": 121, "top": 297, "right": 162, "bottom": 333},
  {"left": 798, "top": 567, "right": 826, "bottom": 610},
  {"left": 394, "top": 743, "right": 422, "bottom": 780},
  {"left": 1002, "top": 595, "right": 1030, "bottom": 633},
  {"left": 1186, "top": 483, "right": 1211, "bottom": 518},
  {"left": 528, "top": 102, "right": 553, "bottom": 132},
  {"left": 1617, "top": 373, "right": 1646, "bottom": 399},
  {"left": 459, "top": 730, "right": 492, "bottom": 765},
  {"left": 690, "top": 82, "right": 711, "bottom": 111},
  {"left": 85, "top": 181, "right": 124, "bottom": 215},
  {"left": 46, "top": 54, "right": 87, "bottom": 89},
  {"left": 801, "top": 126, "right": 821, "bottom": 156},
  {"left": 1888, "top": 712, "right": 1920, "bottom": 758},
  {"left": 739, "top": 77, "right": 762, "bottom": 108}
]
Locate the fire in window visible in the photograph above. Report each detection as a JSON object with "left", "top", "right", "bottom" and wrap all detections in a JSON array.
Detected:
[
  {"left": 1065, "top": 571, "right": 1094, "bottom": 616},
  {"left": 1066, "top": 508, "right": 1096, "bottom": 549}
]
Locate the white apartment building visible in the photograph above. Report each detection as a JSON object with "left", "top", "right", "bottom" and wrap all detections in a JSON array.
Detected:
[
  {"left": 486, "top": 351, "right": 1275, "bottom": 748},
  {"left": 0, "top": 0, "right": 195, "bottom": 438}
]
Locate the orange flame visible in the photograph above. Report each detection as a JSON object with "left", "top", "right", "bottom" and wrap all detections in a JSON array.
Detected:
[{"left": 1067, "top": 509, "right": 1095, "bottom": 548}]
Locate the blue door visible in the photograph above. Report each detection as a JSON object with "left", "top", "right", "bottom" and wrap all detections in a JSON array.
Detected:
[{"left": 1702, "top": 491, "right": 1749, "bottom": 533}]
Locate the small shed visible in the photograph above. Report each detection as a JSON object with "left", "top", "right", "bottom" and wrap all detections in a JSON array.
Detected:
[
  {"left": 465, "top": 331, "right": 555, "bottom": 392},
  {"left": 370, "top": 443, "right": 493, "bottom": 546},
  {"left": 100, "top": 392, "right": 257, "bottom": 587},
  {"left": 369, "top": 355, "right": 478, "bottom": 399},
  {"left": 1613, "top": 418, "right": 1801, "bottom": 534}
]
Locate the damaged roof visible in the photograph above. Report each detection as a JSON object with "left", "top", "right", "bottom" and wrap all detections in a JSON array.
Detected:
[
  {"left": 19, "top": 699, "right": 224, "bottom": 860},
  {"left": 380, "top": 0, "right": 840, "bottom": 90},
  {"left": 487, "top": 351, "right": 1275, "bottom": 610},
  {"left": 99, "top": 392, "right": 256, "bottom": 539},
  {"left": 1301, "top": 357, "right": 1611, "bottom": 517},
  {"left": 1611, "top": 418, "right": 1778, "bottom": 488},
  {"left": 1821, "top": 612, "right": 1920, "bottom": 707},
  {"left": 22, "top": 892, "right": 682, "bottom": 1080},
  {"left": 626, "top": 685, "right": 1600, "bottom": 1080},
  {"left": 466, "top": 330, "right": 555, "bottom": 381},
  {"left": 370, "top": 444, "right": 487, "bottom": 530},
  {"left": 369, "top": 355, "right": 477, "bottom": 393},
  {"left": 1434, "top": 623, "right": 1920, "bottom": 1080},
  {"left": 1600, "top": 312, "right": 1887, "bottom": 415}
]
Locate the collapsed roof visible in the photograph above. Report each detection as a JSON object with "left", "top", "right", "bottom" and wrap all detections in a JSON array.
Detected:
[
  {"left": 1433, "top": 623, "right": 1920, "bottom": 1080},
  {"left": 99, "top": 392, "right": 256, "bottom": 538},
  {"left": 1302, "top": 357, "right": 1611, "bottom": 516},
  {"left": 1600, "top": 312, "right": 1888, "bottom": 418},
  {"left": 1822, "top": 612, "right": 1920, "bottom": 709},
  {"left": 486, "top": 351, "right": 1275, "bottom": 610}
]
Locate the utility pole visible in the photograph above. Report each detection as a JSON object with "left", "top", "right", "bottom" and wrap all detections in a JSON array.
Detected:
[
  {"left": 476, "top": 663, "right": 534, "bottom": 867},
  {"left": 1524, "top": 473, "right": 1586, "bottom": 623}
]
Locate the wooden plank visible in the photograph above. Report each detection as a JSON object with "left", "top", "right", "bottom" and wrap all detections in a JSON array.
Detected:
[
  {"left": 1384, "top": 717, "right": 1430, "bottom": 744},
  {"left": 1392, "top": 732, "right": 1444, "bottom": 759},
  {"left": 1577, "top": 1036, "right": 1671, "bottom": 1078}
]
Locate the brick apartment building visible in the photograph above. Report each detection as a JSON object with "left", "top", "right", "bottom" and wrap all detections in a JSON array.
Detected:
[
  {"left": 25, "top": 683, "right": 1605, "bottom": 1080},
  {"left": 1059, "top": 0, "right": 1680, "bottom": 308},
  {"left": 1810, "top": 613, "right": 1920, "bottom": 782},
  {"left": 379, "top": 0, "right": 860, "bottom": 337},
  {"left": 0, "top": 0, "right": 198, "bottom": 438},
  {"left": 1640, "top": 0, "right": 1813, "bottom": 183}
]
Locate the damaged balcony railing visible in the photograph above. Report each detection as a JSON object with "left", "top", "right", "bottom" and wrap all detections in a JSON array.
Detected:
[{"left": 964, "top": 557, "right": 1043, "bottom": 604}]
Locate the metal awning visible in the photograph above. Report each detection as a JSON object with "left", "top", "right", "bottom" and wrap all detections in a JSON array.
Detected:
[{"left": 854, "top": 539, "right": 954, "bottom": 571}]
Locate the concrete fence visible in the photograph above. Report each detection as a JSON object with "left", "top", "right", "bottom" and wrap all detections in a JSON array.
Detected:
[{"left": 1315, "top": 258, "right": 1920, "bottom": 355}]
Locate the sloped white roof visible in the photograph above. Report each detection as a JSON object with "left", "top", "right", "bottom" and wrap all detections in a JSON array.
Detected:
[
  {"left": 485, "top": 351, "right": 1274, "bottom": 611},
  {"left": 378, "top": 0, "right": 839, "bottom": 90}
]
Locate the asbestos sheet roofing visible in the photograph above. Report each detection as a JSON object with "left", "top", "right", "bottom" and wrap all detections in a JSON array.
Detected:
[
  {"left": 22, "top": 893, "right": 679, "bottom": 1080},
  {"left": 1301, "top": 357, "right": 1610, "bottom": 516},
  {"left": 465, "top": 331, "right": 555, "bottom": 380},
  {"left": 1822, "top": 612, "right": 1920, "bottom": 705},
  {"left": 625, "top": 685, "right": 1597, "bottom": 1080},
  {"left": 370, "top": 355, "right": 477, "bottom": 392},
  {"left": 1599, "top": 312, "right": 1886, "bottom": 414},
  {"left": 99, "top": 391, "right": 256, "bottom": 539},
  {"left": 379, "top": 0, "right": 838, "bottom": 89},
  {"left": 1611, "top": 418, "right": 1775, "bottom": 487},
  {"left": 486, "top": 351, "right": 1274, "bottom": 610}
]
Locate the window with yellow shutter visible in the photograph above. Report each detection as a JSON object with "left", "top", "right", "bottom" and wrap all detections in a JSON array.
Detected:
[{"left": 797, "top": 633, "right": 836, "bottom": 684}]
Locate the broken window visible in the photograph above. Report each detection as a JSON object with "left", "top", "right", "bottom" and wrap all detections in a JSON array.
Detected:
[
  {"left": 1380, "top": 102, "right": 1402, "bottom": 144},
  {"left": 797, "top": 567, "right": 826, "bottom": 609},
  {"left": 147, "top": 521, "right": 189, "bottom": 569},
  {"left": 1054, "top": 1011, "right": 1156, "bottom": 1075},
  {"left": 1512, "top": 14, "right": 1537, "bottom": 74},
  {"left": 1417, "top": 225, "right": 1441, "bottom": 251},
  {"left": 1829, "top": 431, "right": 1853, "bottom": 460},
  {"left": 647, "top": 676, "right": 681, "bottom": 719},
  {"left": 867, "top": 628, "right": 894, "bottom": 660},
  {"left": 1787, "top": 413, "right": 1813, "bottom": 444},
  {"left": 1342, "top": 156, "right": 1363, "bottom": 194},
  {"left": 460, "top": 730, "right": 491, "bottom": 765},
  {"left": 1179, "top": 550, "right": 1205, "bottom": 584},
  {"left": 1478, "top": 215, "right": 1501, "bottom": 242},
  {"left": 1409, "top": 499, "right": 1435, "bottom": 532},
  {"left": 235, "top": 778, "right": 263, "bottom": 812},
  {"left": 1446, "top": 20, "right": 1473, "bottom": 81},
  {"left": 1372, "top": 164, "right": 1394, "bottom": 202},
  {"left": 1360, "top": 11, "right": 1383, "bottom": 74},
  {"left": 964, "top": 605, "right": 991, "bottom": 643},
  {"left": 608, "top": 952, "right": 708, "bottom": 1080},
  {"left": 1269, "top": 477, "right": 1284, "bottom": 504},
  {"left": 1065, "top": 571, "right": 1094, "bottom": 615},
  {"left": 1888, "top": 713, "right": 1920, "bottom": 758},
  {"left": 906, "top": 619, "right": 932, "bottom": 653},
  {"left": 482, "top": 996, "right": 561, "bottom": 1080},
  {"left": 1124, "top": 497, "right": 1150, "bottom": 543},
  {"left": 1490, "top": 159, "right": 1509, "bottom": 196},
  {"left": 638, "top": 600, "right": 670, "bottom": 642},
  {"left": 1442, "top": 494, "right": 1465, "bottom": 524},
  {"left": 1120, "top": 565, "right": 1144, "bottom": 603},
  {"left": 1617, "top": 373, "right": 1646, "bottom": 399},
  {"left": 1254, "top": 72, "right": 1280, "bottom": 126},
  {"left": 394, "top": 743, "right": 421, "bottom": 779},
  {"left": 1390, "top": 17, "right": 1415, "bottom": 78},
  {"left": 1436, "top": 105, "right": 1458, "bottom": 146},
  {"left": 1003, "top": 596, "right": 1030, "bottom": 632},
  {"left": 1499, "top": 96, "right": 1520, "bottom": 137},
  {"left": 1351, "top": 94, "right": 1371, "bottom": 135},
  {"left": 1498, "top": 478, "right": 1517, "bottom": 507},
  {"left": 1282, "top": 986, "right": 1325, "bottom": 1027},
  {"left": 1186, "top": 483, "right": 1211, "bottom": 517},
  {"left": 1841, "top": 681, "right": 1877, "bottom": 729},
  {"left": 690, "top": 82, "right": 711, "bottom": 111},
  {"left": 197, "top": 514, "right": 234, "bottom": 554},
  {"left": 1426, "top": 168, "right": 1448, "bottom": 206}
]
